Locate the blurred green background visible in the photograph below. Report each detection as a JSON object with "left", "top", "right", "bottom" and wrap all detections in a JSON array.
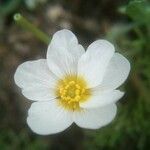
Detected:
[{"left": 0, "top": 0, "right": 150, "bottom": 149}]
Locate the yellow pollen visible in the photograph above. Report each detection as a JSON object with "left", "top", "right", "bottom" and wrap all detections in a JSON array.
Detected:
[{"left": 55, "top": 75, "right": 91, "bottom": 111}]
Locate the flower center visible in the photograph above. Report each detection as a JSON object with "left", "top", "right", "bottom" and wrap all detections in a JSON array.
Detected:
[{"left": 56, "top": 75, "right": 91, "bottom": 111}]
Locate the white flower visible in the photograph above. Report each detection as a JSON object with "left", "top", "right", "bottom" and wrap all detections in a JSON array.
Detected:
[{"left": 14, "top": 29, "right": 130, "bottom": 135}]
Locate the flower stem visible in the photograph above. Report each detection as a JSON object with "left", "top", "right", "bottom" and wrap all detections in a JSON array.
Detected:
[{"left": 13, "top": 13, "right": 50, "bottom": 45}]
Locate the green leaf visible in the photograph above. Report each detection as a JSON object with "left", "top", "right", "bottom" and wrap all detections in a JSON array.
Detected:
[{"left": 126, "top": 0, "right": 150, "bottom": 24}]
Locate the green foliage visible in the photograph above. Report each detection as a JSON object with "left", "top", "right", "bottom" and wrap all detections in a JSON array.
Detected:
[
  {"left": 126, "top": 0, "right": 150, "bottom": 24},
  {"left": 0, "top": 129, "right": 50, "bottom": 150},
  {"left": 0, "top": 0, "right": 22, "bottom": 17}
]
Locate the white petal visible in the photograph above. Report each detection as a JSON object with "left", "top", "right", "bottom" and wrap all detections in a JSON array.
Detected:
[
  {"left": 78, "top": 40, "right": 115, "bottom": 88},
  {"left": 22, "top": 87, "right": 55, "bottom": 101},
  {"left": 80, "top": 90, "right": 124, "bottom": 108},
  {"left": 47, "top": 29, "right": 85, "bottom": 78},
  {"left": 14, "top": 59, "right": 57, "bottom": 101},
  {"left": 27, "top": 100, "right": 73, "bottom": 135},
  {"left": 73, "top": 104, "right": 117, "bottom": 129},
  {"left": 101, "top": 53, "right": 130, "bottom": 90}
]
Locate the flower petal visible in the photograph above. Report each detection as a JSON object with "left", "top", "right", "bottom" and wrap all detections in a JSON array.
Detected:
[
  {"left": 14, "top": 59, "right": 57, "bottom": 101},
  {"left": 101, "top": 53, "right": 130, "bottom": 90},
  {"left": 47, "top": 29, "right": 85, "bottom": 78},
  {"left": 27, "top": 100, "right": 73, "bottom": 135},
  {"left": 80, "top": 90, "right": 124, "bottom": 108},
  {"left": 78, "top": 40, "right": 115, "bottom": 88},
  {"left": 73, "top": 104, "right": 117, "bottom": 129}
]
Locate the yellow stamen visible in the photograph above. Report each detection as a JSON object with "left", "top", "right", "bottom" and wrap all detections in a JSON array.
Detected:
[{"left": 55, "top": 75, "right": 91, "bottom": 111}]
